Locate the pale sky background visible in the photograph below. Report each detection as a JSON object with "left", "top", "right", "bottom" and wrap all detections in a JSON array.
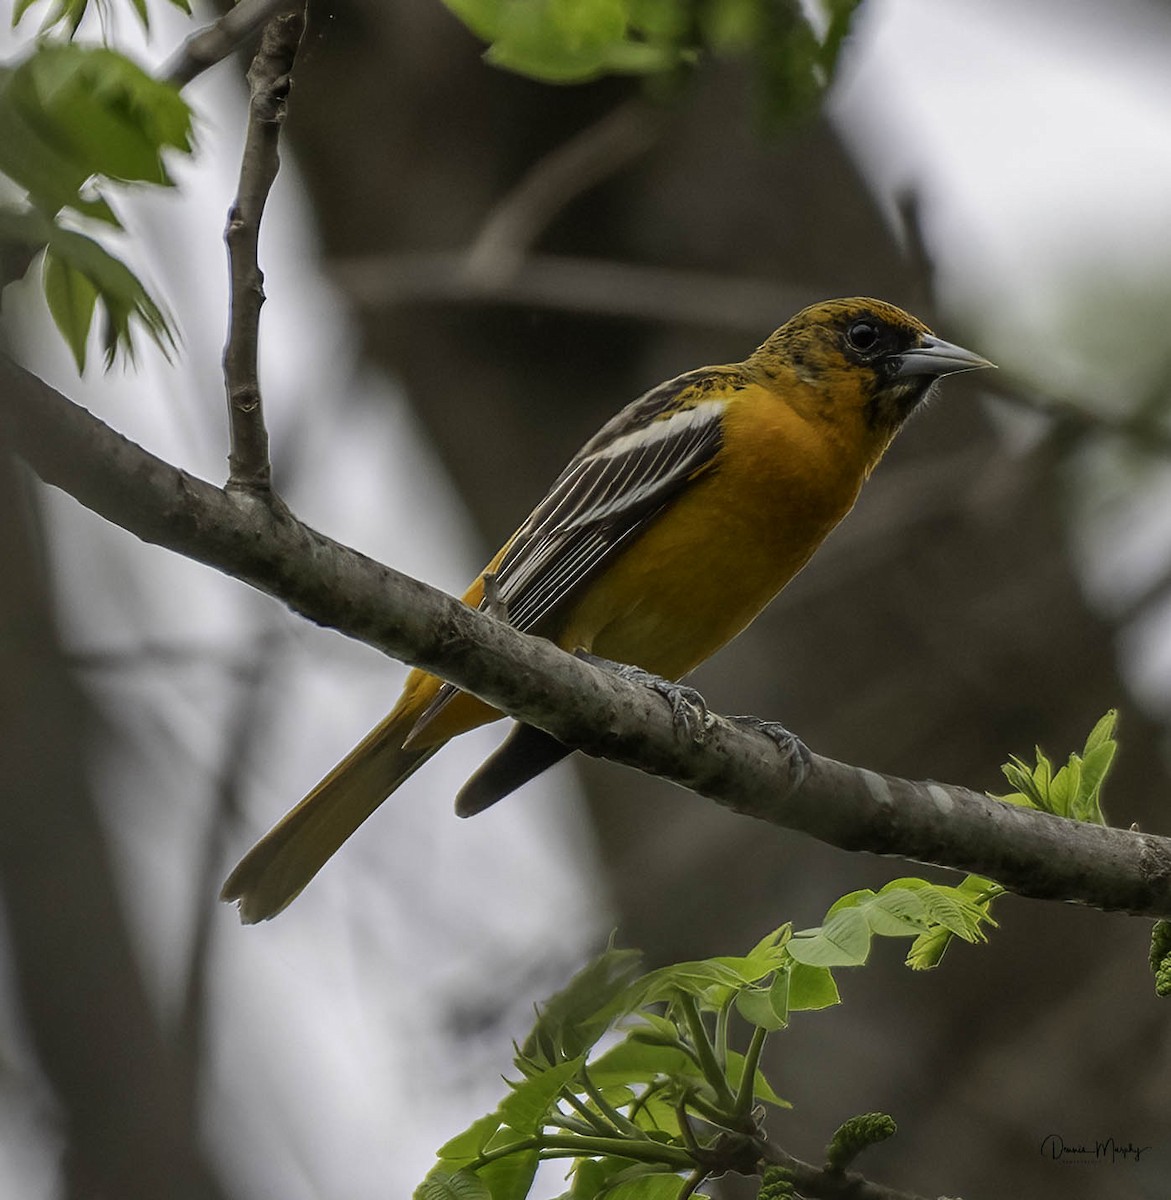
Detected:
[{"left": 3, "top": 0, "right": 1171, "bottom": 1197}]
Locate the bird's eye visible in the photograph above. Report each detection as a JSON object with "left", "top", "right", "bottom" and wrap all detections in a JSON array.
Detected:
[{"left": 846, "top": 320, "right": 880, "bottom": 353}]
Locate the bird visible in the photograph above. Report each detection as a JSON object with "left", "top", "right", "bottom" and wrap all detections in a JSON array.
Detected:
[{"left": 222, "top": 297, "right": 993, "bottom": 922}]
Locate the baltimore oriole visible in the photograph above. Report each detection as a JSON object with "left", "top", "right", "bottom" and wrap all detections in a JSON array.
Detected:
[{"left": 223, "top": 298, "right": 993, "bottom": 921}]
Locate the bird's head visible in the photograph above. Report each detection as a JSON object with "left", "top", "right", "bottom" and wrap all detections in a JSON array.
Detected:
[{"left": 751, "top": 297, "right": 994, "bottom": 441}]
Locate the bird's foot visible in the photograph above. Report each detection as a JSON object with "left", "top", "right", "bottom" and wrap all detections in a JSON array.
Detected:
[
  {"left": 728, "top": 714, "right": 812, "bottom": 790},
  {"left": 577, "top": 652, "right": 715, "bottom": 745}
]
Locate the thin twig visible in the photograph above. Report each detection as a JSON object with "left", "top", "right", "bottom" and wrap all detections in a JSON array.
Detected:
[
  {"left": 465, "top": 98, "right": 667, "bottom": 284},
  {"left": 989, "top": 379, "right": 1171, "bottom": 457},
  {"left": 162, "top": 0, "right": 303, "bottom": 88},
  {"left": 5, "top": 357, "right": 1171, "bottom": 920},
  {"left": 222, "top": 9, "right": 305, "bottom": 495}
]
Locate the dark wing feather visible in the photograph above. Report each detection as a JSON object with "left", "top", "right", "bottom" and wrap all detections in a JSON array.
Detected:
[{"left": 491, "top": 373, "right": 731, "bottom": 633}]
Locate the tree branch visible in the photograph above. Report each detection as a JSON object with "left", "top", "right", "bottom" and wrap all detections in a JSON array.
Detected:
[
  {"left": 162, "top": 0, "right": 303, "bottom": 88},
  {"left": 763, "top": 1148, "right": 935, "bottom": 1200},
  {"left": 222, "top": 10, "right": 305, "bottom": 494},
  {"left": 3, "top": 355, "right": 1171, "bottom": 919},
  {"left": 332, "top": 249, "right": 820, "bottom": 334}
]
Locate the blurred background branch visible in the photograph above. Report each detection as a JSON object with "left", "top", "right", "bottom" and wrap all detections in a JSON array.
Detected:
[{"left": 0, "top": 441, "right": 230, "bottom": 1200}]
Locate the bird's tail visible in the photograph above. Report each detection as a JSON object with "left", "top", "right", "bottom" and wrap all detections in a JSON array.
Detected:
[{"left": 221, "top": 672, "right": 497, "bottom": 922}]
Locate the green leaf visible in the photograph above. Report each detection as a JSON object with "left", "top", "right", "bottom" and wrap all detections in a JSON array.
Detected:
[
  {"left": 912, "top": 886, "right": 986, "bottom": 942},
  {"left": 788, "top": 907, "right": 871, "bottom": 967},
  {"left": 1076, "top": 742, "right": 1114, "bottom": 814},
  {"left": 565, "top": 1157, "right": 640, "bottom": 1199},
  {"left": 522, "top": 946, "right": 643, "bottom": 1067},
  {"left": 634, "top": 952, "right": 782, "bottom": 1010},
  {"left": 42, "top": 246, "right": 97, "bottom": 371},
  {"left": 903, "top": 876, "right": 1000, "bottom": 970},
  {"left": 415, "top": 1167, "right": 492, "bottom": 1200},
  {"left": 740, "top": 923, "right": 792, "bottom": 972},
  {"left": 1032, "top": 748, "right": 1052, "bottom": 796},
  {"left": 824, "top": 889, "right": 875, "bottom": 916},
  {"left": 734, "top": 976, "right": 788, "bottom": 1031},
  {"left": 479, "top": 1147, "right": 539, "bottom": 1200},
  {"left": 589, "top": 1040, "right": 708, "bottom": 1092},
  {"left": 1084, "top": 708, "right": 1118, "bottom": 753},
  {"left": 996, "top": 711, "right": 1118, "bottom": 824},
  {"left": 481, "top": 4, "right": 619, "bottom": 83},
  {"left": 566, "top": 1156, "right": 610, "bottom": 1198},
  {"left": 1047, "top": 758, "right": 1078, "bottom": 819},
  {"left": 437, "top": 1111, "right": 506, "bottom": 1166},
  {"left": 19, "top": 0, "right": 192, "bottom": 33},
  {"left": 605, "top": 1175, "right": 685, "bottom": 1199},
  {"left": 624, "top": 1011, "right": 679, "bottom": 1045},
  {"left": 14, "top": 44, "right": 193, "bottom": 187},
  {"left": 0, "top": 65, "right": 92, "bottom": 214},
  {"left": 500, "top": 1057, "right": 584, "bottom": 1133},
  {"left": 442, "top": 0, "right": 690, "bottom": 84},
  {"left": 866, "top": 887, "right": 931, "bottom": 936},
  {"left": 11, "top": 0, "right": 88, "bottom": 33},
  {"left": 786, "top": 961, "right": 840, "bottom": 1011},
  {"left": 905, "top": 923, "right": 953, "bottom": 971},
  {"left": 44, "top": 224, "right": 175, "bottom": 366}
]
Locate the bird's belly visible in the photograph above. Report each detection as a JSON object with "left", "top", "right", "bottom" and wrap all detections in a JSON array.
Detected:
[{"left": 559, "top": 462, "right": 857, "bottom": 680}]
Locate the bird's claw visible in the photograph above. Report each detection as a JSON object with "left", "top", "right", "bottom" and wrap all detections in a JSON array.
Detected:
[
  {"left": 729, "top": 715, "right": 812, "bottom": 790},
  {"left": 577, "top": 652, "right": 714, "bottom": 745},
  {"left": 647, "top": 676, "right": 714, "bottom": 745}
]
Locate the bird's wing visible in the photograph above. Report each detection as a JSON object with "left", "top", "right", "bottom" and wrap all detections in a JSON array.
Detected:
[
  {"left": 406, "top": 369, "right": 737, "bottom": 739},
  {"left": 491, "top": 370, "right": 733, "bottom": 633}
]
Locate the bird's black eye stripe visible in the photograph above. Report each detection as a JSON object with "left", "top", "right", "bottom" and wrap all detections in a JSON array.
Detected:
[{"left": 845, "top": 319, "right": 881, "bottom": 354}]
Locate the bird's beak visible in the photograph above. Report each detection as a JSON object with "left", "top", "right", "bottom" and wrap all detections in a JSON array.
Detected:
[{"left": 895, "top": 334, "right": 996, "bottom": 379}]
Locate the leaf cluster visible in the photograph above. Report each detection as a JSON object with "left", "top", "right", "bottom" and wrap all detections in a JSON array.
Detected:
[
  {"left": 440, "top": 0, "right": 864, "bottom": 126},
  {"left": 416, "top": 875, "right": 998, "bottom": 1200},
  {"left": 3, "top": 1, "right": 194, "bottom": 369},
  {"left": 14, "top": 0, "right": 190, "bottom": 39},
  {"left": 994, "top": 709, "right": 1117, "bottom": 825}
]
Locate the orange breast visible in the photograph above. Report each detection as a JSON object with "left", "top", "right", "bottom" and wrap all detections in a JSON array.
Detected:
[{"left": 555, "top": 383, "right": 873, "bottom": 678}]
